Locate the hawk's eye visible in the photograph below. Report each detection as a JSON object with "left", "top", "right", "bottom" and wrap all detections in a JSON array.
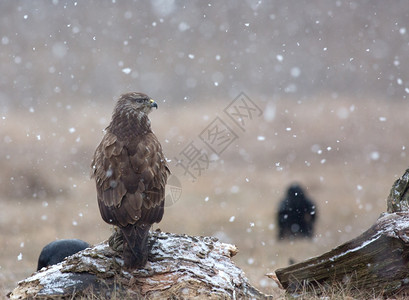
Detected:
[{"left": 135, "top": 98, "right": 144, "bottom": 103}]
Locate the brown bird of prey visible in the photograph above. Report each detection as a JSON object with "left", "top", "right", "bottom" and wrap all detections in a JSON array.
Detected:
[{"left": 91, "top": 92, "right": 170, "bottom": 269}]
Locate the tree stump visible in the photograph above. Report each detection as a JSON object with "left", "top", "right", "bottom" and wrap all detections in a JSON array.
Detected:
[
  {"left": 274, "top": 169, "right": 409, "bottom": 297},
  {"left": 8, "top": 230, "right": 271, "bottom": 299}
]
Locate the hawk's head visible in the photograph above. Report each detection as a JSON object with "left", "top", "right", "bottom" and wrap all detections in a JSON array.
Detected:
[{"left": 116, "top": 92, "right": 158, "bottom": 115}]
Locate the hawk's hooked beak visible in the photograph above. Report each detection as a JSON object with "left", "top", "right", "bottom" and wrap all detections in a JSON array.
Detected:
[{"left": 150, "top": 99, "right": 158, "bottom": 109}]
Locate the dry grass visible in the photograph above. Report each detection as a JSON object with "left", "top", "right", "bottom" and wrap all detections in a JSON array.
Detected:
[{"left": 1, "top": 95, "right": 408, "bottom": 298}]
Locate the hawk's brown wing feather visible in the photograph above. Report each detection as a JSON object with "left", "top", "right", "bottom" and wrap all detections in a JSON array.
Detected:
[
  {"left": 92, "top": 130, "right": 169, "bottom": 228},
  {"left": 128, "top": 133, "right": 169, "bottom": 223}
]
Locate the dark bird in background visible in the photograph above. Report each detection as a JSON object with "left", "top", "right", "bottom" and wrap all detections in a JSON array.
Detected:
[
  {"left": 37, "top": 239, "right": 89, "bottom": 270},
  {"left": 91, "top": 92, "right": 170, "bottom": 269},
  {"left": 277, "top": 183, "right": 317, "bottom": 240}
]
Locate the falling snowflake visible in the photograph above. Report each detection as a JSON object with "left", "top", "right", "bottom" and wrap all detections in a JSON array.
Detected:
[{"left": 122, "top": 68, "right": 132, "bottom": 74}]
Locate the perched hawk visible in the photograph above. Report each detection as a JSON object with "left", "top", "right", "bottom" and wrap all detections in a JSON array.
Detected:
[{"left": 91, "top": 92, "right": 170, "bottom": 269}]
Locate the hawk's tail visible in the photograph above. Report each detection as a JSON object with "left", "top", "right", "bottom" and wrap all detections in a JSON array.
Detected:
[{"left": 121, "top": 223, "right": 151, "bottom": 269}]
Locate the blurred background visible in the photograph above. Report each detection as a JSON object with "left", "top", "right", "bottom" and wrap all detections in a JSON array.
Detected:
[{"left": 1, "top": 1, "right": 409, "bottom": 296}]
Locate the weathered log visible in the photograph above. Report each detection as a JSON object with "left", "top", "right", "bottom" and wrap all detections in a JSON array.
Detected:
[
  {"left": 274, "top": 169, "right": 409, "bottom": 297},
  {"left": 387, "top": 169, "right": 409, "bottom": 213},
  {"left": 9, "top": 230, "right": 271, "bottom": 299}
]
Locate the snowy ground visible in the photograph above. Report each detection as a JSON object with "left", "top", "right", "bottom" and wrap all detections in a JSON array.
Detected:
[{"left": 1, "top": 97, "right": 407, "bottom": 296}]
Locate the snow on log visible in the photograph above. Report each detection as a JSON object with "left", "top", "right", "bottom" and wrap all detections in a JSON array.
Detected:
[
  {"left": 8, "top": 230, "right": 271, "bottom": 299},
  {"left": 274, "top": 168, "right": 409, "bottom": 297}
]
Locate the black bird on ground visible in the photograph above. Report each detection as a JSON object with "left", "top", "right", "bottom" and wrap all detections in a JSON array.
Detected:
[
  {"left": 277, "top": 183, "right": 317, "bottom": 240},
  {"left": 37, "top": 239, "right": 89, "bottom": 270}
]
